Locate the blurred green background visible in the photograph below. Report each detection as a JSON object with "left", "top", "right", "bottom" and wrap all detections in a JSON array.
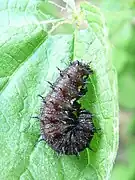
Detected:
[{"left": 69, "top": 0, "right": 135, "bottom": 179}]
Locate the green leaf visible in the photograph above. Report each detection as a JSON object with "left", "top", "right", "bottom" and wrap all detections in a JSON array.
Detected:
[{"left": 0, "top": 1, "right": 118, "bottom": 180}]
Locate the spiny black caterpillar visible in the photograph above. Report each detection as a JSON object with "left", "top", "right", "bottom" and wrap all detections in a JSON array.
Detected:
[{"left": 39, "top": 60, "right": 96, "bottom": 155}]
